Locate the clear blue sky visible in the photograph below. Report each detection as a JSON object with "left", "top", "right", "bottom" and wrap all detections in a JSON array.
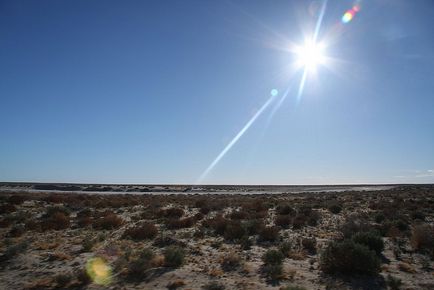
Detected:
[{"left": 1, "top": 0, "right": 433, "bottom": 184}]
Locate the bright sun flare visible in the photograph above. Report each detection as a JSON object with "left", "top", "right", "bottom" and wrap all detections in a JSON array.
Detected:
[{"left": 295, "top": 40, "right": 325, "bottom": 70}]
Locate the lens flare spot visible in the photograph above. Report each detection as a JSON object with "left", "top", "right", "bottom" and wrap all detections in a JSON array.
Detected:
[
  {"left": 86, "top": 257, "right": 112, "bottom": 285},
  {"left": 271, "top": 89, "right": 279, "bottom": 97},
  {"left": 342, "top": 4, "right": 361, "bottom": 24},
  {"left": 342, "top": 11, "right": 353, "bottom": 23}
]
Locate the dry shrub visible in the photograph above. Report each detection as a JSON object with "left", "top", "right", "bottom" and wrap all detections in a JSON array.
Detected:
[
  {"left": 411, "top": 224, "right": 434, "bottom": 257},
  {"left": 93, "top": 212, "right": 123, "bottom": 230},
  {"left": 259, "top": 226, "right": 280, "bottom": 243},
  {"left": 167, "top": 279, "right": 186, "bottom": 290},
  {"left": 8, "top": 195, "right": 27, "bottom": 205},
  {"left": 42, "top": 212, "right": 70, "bottom": 231},
  {"left": 76, "top": 209, "right": 92, "bottom": 227},
  {"left": 223, "top": 220, "right": 246, "bottom": 241},
  {"left": 0, "top": 204, "right": 17, "bottom": 214},
  {"left": 161, "top": 207, "right": 184, "bottom": 218},
  {"left": 124, "top": 222, "right": 158, "bottom": 240},
  {"left": 276, "top": 204, "right": 295, "bottom": 216},
  {"left": 220, "top": 252, "right": 241, "bottom": 271},
  {"left": 301, "top": 237, "right": 317, "bottom": 254},
  {"left": 43, "top": 194, "right": 66, "bottom": 204},
  {"left": 229, "top": 210, "right": 248, "bottom": 220},
  {"left": 47, "top": 252, "right": 73, "bottom": 261},
  {"left": 275, "top": 215, "right": 292, "bottom": 228},
  {"left": 128, "top": 248, "right": 155, "bottom": 278},
  {"left": 24, "top": 278, "right": 53, "bottom": 289},
  {"left": 166, "top": 217, "right": 196, "bottom": 229},
  {"left": 203, "top": 215, "right": 229, "bottom": 235},
  {"left": 0, "top": 218, "right": 11, "bottom": 228},
  {"left": 244, "top": 218, "right": 265, "bottom": 236},
  {"left": 397, "top": 262, "right": 416, "bottom": 273}
]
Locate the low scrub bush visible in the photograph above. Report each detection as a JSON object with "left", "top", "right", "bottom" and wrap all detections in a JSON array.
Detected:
[
  {"left": 93, "top": 212, "right": 123, "bottom": 230},
  {"left": 340, "top": 215, "right": 372, "bottom": 238},
  {"left": 0, "top": 204, "right": 17, "bottom": 214},
  {"left": 203, "top": 215, "right": 228, "bottom": 236},
  {"left": 128, "top": 248, "right": 155, "bottom": 278},
  {"left": 279, "top": 241, "right": 292, "bottom": 256},
  {"left": 411, "top": 224, "right": 434, "bottom": 257},
  {"left": 386, "top": 274, "right": 402, "bottom": 290},
  {"left": 124, "top": 222, "right": 158, "bottom": 240},
  {"left": 220, "top": 252, "right": 241, "bottom": 271},
  {"left": 275, "top": 215, "right": 292, "bottom": 229},
  {"left": 229, "top": 210, "right": 248, "bottom": 220},
  {"left": 276, "top": 204, "right": 295, "bottom": 216},
  {"left": 161, "top": 207, "right": 184, "bottom": 218},
  {"left": 166, "top": 217, "right": 196, "bottom": 229},
  {"left": 301, "top": 237, "right": 316, "bottom": 255},
  {"left": 42, "top": 211, "right": 70, "bottom": 231},
  {"left": 202, "top": 282, "right": 225, "bottom": 290},
  {"left": 351, "top": 231, "right": 384, "bottom": 256},
  {"left": 164, "top": 246, "right": 185, "bottom": 268},
  {"left": 320, "top": 240, "right": 380, "bottom": 275},
  {"left": 328, "top": 203, "right": 342, "bottom": 214},
  {"left": 0, "top": 239, "right": 29, "bottom": 263},
  {"left": 223, "top": 221, "right": 246, "bottom": 241},
  {"left": 262, "top": 249, "right": 284, "bottom": 265},
  {"left": 243, "top": 219, "right": 265, "bottom": 236},
  {"left": 280, "top": 286, "right": 307, "bottom": 290},
  {"left": 258, "top": 226, "right": 280, "bottom": 243},
  {"left": 262, "top": 249, "right": 284, "bottom": 281}
]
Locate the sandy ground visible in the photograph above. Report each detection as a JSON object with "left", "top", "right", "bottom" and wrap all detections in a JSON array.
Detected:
[{"left": 0, "top": 184, "right": 433, "bottom": 289}]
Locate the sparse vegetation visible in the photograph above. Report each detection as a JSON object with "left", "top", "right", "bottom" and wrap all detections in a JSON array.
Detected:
[
  {"left": 124, "top": 222, "right": 158, "bottom": 240},
  {"left": 0, "top": 186, "right": 433, "bottom": 289},
  {"left": 320, "top": 239, "right": 380, "bottom": 275},
  {"left": 164, "top": 246, "right": 185, "bottom": 268}
]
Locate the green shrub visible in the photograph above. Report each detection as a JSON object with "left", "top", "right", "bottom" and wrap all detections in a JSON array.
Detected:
[
  {"left": 328, "top": 203, "right": 342, "bottom": 214},
  {"left": 224, "top": 221, "right": 246, "bottom": 241},
  {"left": 279, "top": 241, "right": 292, "bottom": 256},
  {"left": 320, "top": 240, "right": 380, "bottom": 275},
  {"left": 262, "top": 249, "right": 284, "bottom": 265},
  {"left": 262, "top": 263, "right": 283, "bottom": 281},
  {"left": 352, "top": 231, "right": 384, "bottom": 256},
  {"left": 128, "top": 248, "right": 155, "bottom": 278},
  {"left": 243, "top": 219, "right": 265, "bottom": 236},
  {"left": 164, "top": 246, "right": 184, "bottom": 268},
  {"left": 81, "top": 236, "right": 95, "bottom": 252}
]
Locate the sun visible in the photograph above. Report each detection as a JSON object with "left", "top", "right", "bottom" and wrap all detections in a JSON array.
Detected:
[{"left": 294, "top": 40, "right": 326, "bottom": 71}]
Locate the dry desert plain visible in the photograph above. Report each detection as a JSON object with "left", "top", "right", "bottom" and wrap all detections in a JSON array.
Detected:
[{"left": 0, "top": 184, "right": 433, "bottom": 290}]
